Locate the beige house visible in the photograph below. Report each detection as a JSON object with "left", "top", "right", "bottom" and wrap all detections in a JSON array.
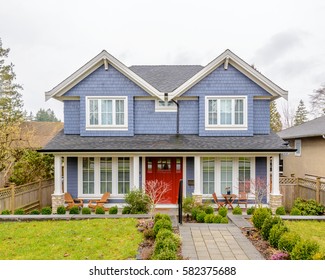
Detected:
[{"left": 278, "top": 116, "right": 325, "bottom": 178}]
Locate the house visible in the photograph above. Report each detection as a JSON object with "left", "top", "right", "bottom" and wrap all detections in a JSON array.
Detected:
[
  {"left": 41, "top": 49, "right": 294, "bottom": 213},
  {"left": 278, "top": 116, "right": 325, "bottom": 178}
]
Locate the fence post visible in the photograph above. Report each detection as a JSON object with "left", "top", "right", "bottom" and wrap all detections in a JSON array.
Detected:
[
  {"left": 10, "top": 183, "right": 15, "bottom": 214},
  {"left": 316, "top": 177, "right": 321, "bottom": 204},
  {"left": 38, "top": 180, "right": 42, "bottom": 209}
]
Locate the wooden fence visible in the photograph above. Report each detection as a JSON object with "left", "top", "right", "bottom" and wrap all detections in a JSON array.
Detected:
[
  {"left": 280, "top": 177, "right": 325, "bottom": 211},
  {"left": 0, "top": 179, "right": 54, "bottom": 213}
]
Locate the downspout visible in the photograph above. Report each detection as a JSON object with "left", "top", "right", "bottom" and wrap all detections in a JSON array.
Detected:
[{"left": 172, "top": 99, "right": 179, "bottom": 135}]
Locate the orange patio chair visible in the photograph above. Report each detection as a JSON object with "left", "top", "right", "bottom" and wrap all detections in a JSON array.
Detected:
[
  {"left": 64, "top": 192, "right": 84, "bottom": 210},
  {"left": 212, "top": 192, "right": 226, "bottom": 211},
  {"left": 88, "top": 192, "right": 110, "bottom": 211},
  {"left": 237, "top": 192, "right": 248, "bottom": 210}
]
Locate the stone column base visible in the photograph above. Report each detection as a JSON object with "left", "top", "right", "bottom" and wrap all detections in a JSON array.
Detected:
[
  {"left": 192, "top": 194, "right": 202, "bottom": 205},
  {"left": 269, "top": 194, "right": 283, "bottom": 214},
  {"left": 52, "top": 194, "right": 65, "bottom": 214}
]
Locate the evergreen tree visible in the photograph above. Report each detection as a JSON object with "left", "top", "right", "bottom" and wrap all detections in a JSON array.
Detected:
[
  {"left": 270, "top": 101, "right": 282, "bottom": 132},
  {"left": 35, "top": 108, "right": 60, "bottom": 122},
  {"left": 294, "top": 99, "right": 308, "bottom": 126}
]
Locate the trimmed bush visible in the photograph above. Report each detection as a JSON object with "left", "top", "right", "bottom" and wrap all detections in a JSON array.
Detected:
[
  {"left": 246, "top": 206, "right": 256, "bottom": 215},
  {"left": 261, "top": 215, "right": 283, "bottom": 240},
  {"left": 124, "top": 189, "right": 151, "bottom": 214},
  {"left": 213, "top": 214, "right": 223, "bottom": 223},
  {"left": 278, "top": 232, "right": 301, "bottom": 253},
  {"left": 232, "top": 206, "right": 242, "bottom": 215},
  {"left": 204, "top": 214, "right": 215, "bottom": 223},
  {"left": 291, "top": 240, "right": 320, "bottom": 260},
  {"left": 1, "top": 210, "right": 10, "bottom": 215},
  {"left": 82, "top": 207, "right": 91, "bottom": 215},
  {"left": 312, "top": 252, "right": 325, "bottom": 260},
  {"left": 252, "top": 207, "right": 271, "bottom": 230},
  {"left": 156, "top": 229, "right": 181, "bottom": 247},
  {"left": 182, "top": 196, "right": 196, "bottom": 215},
  {"left": 14, "top": 208, "right": 25, "bottom": 215},
  {"left": 220, "top": 217, "right": 229, "bottom": 224},
  {"left": 152, "top": 249, "right": 177, "bottom": 260},
  {"left": 122, "top": 206, "right": 131, "bottom": 214},
  {"left": 41, "top": 207, "right": 52, "bottom": 215},
  {"left": 153, "top": 218, "right": 172, "bottom": 236},
  {"left": 275, "top": 206, "right": 286, "bottom": 215},
  {"left": 109, "top": 205, "right": 118, "bottom": 214},
  {"left": 154, "top": 238, "right": 177, "bottom": 255},
  {"left": 290, "top": 207, "right": 301, "bottom": 216},
  {"left": 154, "top": 213, "right": 171, "bottom": 224},
  {"left": 95, "top": 206, "right": 105, "bottom": 214},
  {"left": 29, "top": 209, "right": 40, "bottom": 215},
  {"left": 191, "top": 207, "right": 201, "bottom": 220},
  {"left": 143, "top": 228, "right": 155, "bottom": 240},
  {"left": 69, "top": 206, "right": 80, "bottom": 214},
  {"left": 56, "top": 206, "right": 66, "bottom": 215},
  {"left": 268, "top": 224, "right": 288, "bottom": 248},
  {"left": 196, "top": 210, "right": 206, "bottom": 223},
  {"left": 218, "top": 206, "right": 228, "bottom": 217},
  {"left": 204, "top": 205, "right": 214, "bottom": 214},
  {"left": 293, "top": 198, "right": 325, "bottom": 216}
]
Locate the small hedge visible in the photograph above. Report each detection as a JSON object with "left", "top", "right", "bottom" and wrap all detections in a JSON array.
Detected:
[
  {"left": 109, "top": 205, "right": 118, "bottom": 214},
  {"left": 95, "top": 206, "right": 105, "bottom": 214},
  {"left": 213, "top": 214, "right": 223, "bottom": 223},
  {"left": 220, "top": 217, "right": 229, "bottom": 224},
  {"left": 291, "top": 240, "right": 320, "bottom": 260},
  {"left": 56, "top": 206, "right": 66, "bottom": 215},
  {"left": 14, "top": 208, "right": 25, "bottom": 215},
  {"left": 268, "top": 224, "right": 288, "bottom": 249},
  {"left": 246, "top": 206, "right": 256, "bottom": 215},
  {"left": 69, "top": 206, "right": 80, "bottom": 214},
  {"left": 1, "top": 210, "right": 11, "bottom": 215},
  {"left": 153, "top": 218, "right": 172, "bottom": 236},
  {"left": 122, "top": 206, "right": 131, "bottom": 214},
  {"left": 261, "top": 215, "right": 283, "bottom": 240},
  {"left": 292, "top": 198, "right": 325, "bottom": 216},
  {"left": 29, "top": 209, "right": 40, "bottom": 215},
  {"left": 196, "top": 211, "right": 206, "bottom": 223},
  {"left": 41, "top": 207, "right": 52, "bottom": 215},
  {"left": 290, "top": 207, "right": 301, "bottom": 216},
  {"left": 278, "top": 232, "right": 301, "bottom": 253},
  {"left": 154, "top": 213, "right": 171, "bottom": 223},
  {"left": 252, "top": 207, "right": 271, "bottom": 230},
  {"left": 232, "top": 206, "right": 242, "bottom": 215},
  {"left": 204, "top": 205, "right": 214, "bottom": 214},
  {"left": 275, "top": 206, "right": 286, "bottom": 215},
  {"left": 218, "top": 206, "right": 228, "bottom": 217},
  {"left": 82, "top": 207, "right": 91, "bottom": 215},
  {"left": 204, "top": 214, "right": 214, "bottom": 223}
]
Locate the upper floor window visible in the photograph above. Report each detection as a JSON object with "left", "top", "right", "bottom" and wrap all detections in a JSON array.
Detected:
[
  {"left": 205, "top": 96, "right": 247, "bottom": 130},
  {"left": 155, "top": 100, "right": 177, "bottom": 112},
  {"left": 86, "top": 96, "right": 128, "bottom": 130}
]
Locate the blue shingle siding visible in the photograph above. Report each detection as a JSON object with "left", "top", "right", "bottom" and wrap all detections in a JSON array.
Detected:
[
  {"left": 67, "top": 157, "right": 78, "bottom": 197},
  {"left": 255, "top": 157, "right": 268, "bottom": 203},
  {"left": 253, "top": 100, "right": 270, "bottom": 134},
  {"left": 64, "top": 100, "right": 80, "bottom": 134},
  {"left": 179, "top": 100, "right": 199, "bottom": 134},
  {"left": 186, "top": 157, "right": 195, "bottom": 197}
]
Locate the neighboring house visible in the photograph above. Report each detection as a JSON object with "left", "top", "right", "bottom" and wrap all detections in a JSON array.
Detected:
[
  {"left": 278, "top": 116, "right": 325, "bottom": 178},
  {"left": 41, "top": 49, "right": 294, "bottom": 212}
]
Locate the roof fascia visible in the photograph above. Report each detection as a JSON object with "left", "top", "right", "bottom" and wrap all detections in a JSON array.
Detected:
[
  {"left": 169, "top": 49, "right": 288, "bottom": 101},
  {"left": 45, "top": 51, "right": 164, "bottom": 101}
]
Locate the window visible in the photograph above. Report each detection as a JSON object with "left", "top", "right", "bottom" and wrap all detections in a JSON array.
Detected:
[
  {"left": 205, "top": 96, "right": 247, "bottom": 129},
  {"left": 155, "top": 100, "right": 177, "bottom": 112},
  {"left": 221, "top": 158, "right": 233, "bottom": 194},
  {"left": 86, "top": 97, "right": 127, "bottom": 129},
  {"left": 157, "top": 158, "right": 171, "bottom": 171},
  {"left": 238, "top": 157, "right": 251, "bottom": 192},
  {"left": 100, "top": 157, "right": 112, "bottom": 193},
  {"left": 118, "top": 157, "right": 130, "bottom": 194},
  {"left": 295, "top": 139, "right": 301, "bottom": 156},
  {"left": 202, "top": 158, "right": 215, "bottom": 194},
  {"left": 82, "top": 157, "right": 95, "bottom": 194}
]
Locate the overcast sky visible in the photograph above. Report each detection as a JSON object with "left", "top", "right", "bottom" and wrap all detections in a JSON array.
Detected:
[{"left": 1, "top": 0, "right": 325, "bottom": 121}]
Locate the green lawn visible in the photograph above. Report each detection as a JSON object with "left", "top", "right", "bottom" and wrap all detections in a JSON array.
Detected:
[
  {"left": 0, "top": 218, "right": 143, "bottom": 260},
  {"left": 285, "top": 220, "right": 325, "bottom": 252}
]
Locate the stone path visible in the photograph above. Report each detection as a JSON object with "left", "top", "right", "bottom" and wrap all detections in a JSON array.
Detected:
[{"left": 179, "top": 215, "right": 264, "bottom": 260}]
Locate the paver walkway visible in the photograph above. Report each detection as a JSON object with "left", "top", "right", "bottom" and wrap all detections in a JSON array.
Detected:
[{"left": 179, "top": 215, "right": 264, "bottom": 260}]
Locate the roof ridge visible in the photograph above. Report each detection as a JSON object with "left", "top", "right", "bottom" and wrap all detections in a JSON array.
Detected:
[{"left": 129, "top": 65, "right": 203, "bottom": 67}]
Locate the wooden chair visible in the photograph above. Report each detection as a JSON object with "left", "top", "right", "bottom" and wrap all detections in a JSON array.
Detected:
[
  {"left": 237, "top": 192, "right": 248, "bottom": 210},
  {"left": 64, "top": 192, "right": 84, "bottom": 210},
  {"left": 88, "top": 192, "right": 110, "bottom": 211},
  {"left": 212, "top": 192, "right": 226, "bottom": 210}
]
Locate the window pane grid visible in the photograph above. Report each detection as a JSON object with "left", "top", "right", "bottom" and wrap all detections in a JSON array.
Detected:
[
  {"left": 82, "top": 157, "right": 95, "bottom": 194},
  {"left": 118, "top": 157, "right": 130, "bottom": 194},
  {"left": 203, "top": 157, "right": 215, "bottom": 194},
  {"left": 239, "top": 157, "right": 251, "bottom": 192},
  {"left": 100, "top": 157, "right": 112, "bottom": 194},
  {"left": 221, "top": 158, "right": 233, "bottom": 194}
]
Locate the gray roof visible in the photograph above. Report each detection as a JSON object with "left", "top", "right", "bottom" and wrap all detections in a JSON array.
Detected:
[
  {"left": 278, "top": 116, "right": 325, "bottom": 139},
  {"left": 41, "top": 131, "right": 293, "bottom": 153},
  {"left": 129, "top": 65, "right": 203, "bottom": 92}
]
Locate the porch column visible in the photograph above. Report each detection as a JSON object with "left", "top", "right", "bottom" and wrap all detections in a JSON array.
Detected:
[
  {"left": 193, "top": 156, "right": 202, "bottom": 204},
  {"left": 270, "top": 154, "right": 282, "bottom": 213},
  {"left": 52, "top": 155, "right": 64, "bottom": 214},
  {"left": 133, "top": 156, "right": 140, "bottom": 189}
]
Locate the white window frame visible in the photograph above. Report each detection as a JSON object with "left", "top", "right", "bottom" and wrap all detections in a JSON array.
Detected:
[
  {"left": 205, "top": 96, "right": 247, "bottom": 130},
  {"left": 294, "top": 139, "right": 301, "bottom": 156},
  {"left": 155, "top": 100, "right": 177, "bottom": 112},
  {"left": 86, "top": 96, "right": 128, "bottom": 130}
]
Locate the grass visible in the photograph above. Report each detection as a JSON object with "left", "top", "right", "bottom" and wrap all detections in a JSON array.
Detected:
[
  {"left": 0, "top": 218, "right": 143, "bottom": 260},
  {"left": 284, "top": 220, "right": 325, "bottom": 252}
]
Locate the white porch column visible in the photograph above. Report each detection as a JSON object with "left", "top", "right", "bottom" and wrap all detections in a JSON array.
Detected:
[
  {"left": 133, "top": 156, "right": 140, "bottom": 189},
  {"left": 270, "top": 154, "right": 282, "bottom": 213},
  {"left": 52, "top": 155, "right": 64, "bottom": 214},
  {"left": 193, "top": 156, "right": 202, "bottom": 204}
]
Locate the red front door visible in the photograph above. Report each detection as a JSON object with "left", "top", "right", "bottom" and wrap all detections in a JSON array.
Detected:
[{"left": 145, "top": 157, "right": 182, "bottom": 204}]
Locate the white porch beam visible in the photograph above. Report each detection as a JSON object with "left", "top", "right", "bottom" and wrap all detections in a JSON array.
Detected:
[
  {"left": 54, "top": 155, "right": 63, "bottom": 195},
  {"left": 194, "top": 156, "right": 201, "bottom": 195}
]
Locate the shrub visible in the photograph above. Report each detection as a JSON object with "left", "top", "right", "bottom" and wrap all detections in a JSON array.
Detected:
[
  {"left": 271, "top": 252, "right": 289, "bottom": 260},
  {"left": 261, "top": 215, "right": 283, "bottom": 240},
  {"left": 204, "top": 205, "right": 214, "bottom": 214},
  {"left": 291, "top": 240, "right": 320, "bottom": 260},
  {"left": 122, "top": 206, "right": 131, "bottom": 214},
  {"left": 278, "top": 232, "right": 301, "bottom": 253},
  {"left": 41, "top": 207, "right": 52, "bottom": 215},
  {"left": 153, "top": 218, "right": 172, "bottom": 236},
  {"left": 196, "top": 211, "right": 206, "bottom": 223},
  {"left": 143, "top": 228, "right": 155, "bottom": 240},
  {"left": 152, "top": 249, "right": 177, "bottom": 260},
  {"left": 213, "top": 214, "right": 223, "bottom": 223},
  {"left": 154, "top": 213, "right": 171, "bottom": 224},
  {"left": 14, "top": 208, "right": 25, "bottom": 215},
  {"left": 1, "top": 210, "right": 10, "bottom": 215},
  {"left": 218, "top": 206, "right": 228, "bottom": 217},
  {"left": 82, "top": 207, "right": 91, "bottom": 215},
  {"left": 154, "top": 238, "right": 177, "bottom": 255},
  {"left": 69, "top": 206, "right": 80, "bottom": 214},
  {"left": 290, "top": 207, "right": 301, "bottom": 216},
  {"left": 95, "top": 206, "right": 105, "bottom": 214},
  {"left": 124, "top": 189, "right": 151, "bottom": 214},
  {"left": 246, "top": 206, "right": 255, "bottom": 215},
  {"left": 29, "top": 209, "right": 40, "bottom": 215},
  {"left": 182, "top": 197, "right": 196, "bottom": 215},
  {"left": 156, "top": 229, "right": 181, "bottom": 247},
  {"left": 312, "top": 252, "right": 325, "bottom": 260},
  {"left": 268, "top": 224, "right": 288, "bottom": 248},
  {"left": 293, "top": 198, "right": 325, "bottom": 216},
  {"left": 252, "top": 207, "right": 271, "bottom": 230},
  {"left": 232, "top": 206, "right": 242, "bottom": 215},
  {"left": 56, "top": 206, "right": 66, "bottom": 215},
  {"left": 204, "top": 214, "right": 215, "bottom": 223},
  {"left": 275, "top": 206, "right": 286, "bottom": 215},
  {"left": 220, "top": 217, "right": 229, "bottom": 224},
  {"left": 191, "top": 207, "right": 201, "bottom": 220},
  {"left": 109, "top": 205, "right": 118, "bottom": 214}
]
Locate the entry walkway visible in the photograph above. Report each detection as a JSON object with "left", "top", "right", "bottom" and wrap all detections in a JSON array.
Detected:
[{"left": 179, "top": 215, "right": 264, "bottom": 260}]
